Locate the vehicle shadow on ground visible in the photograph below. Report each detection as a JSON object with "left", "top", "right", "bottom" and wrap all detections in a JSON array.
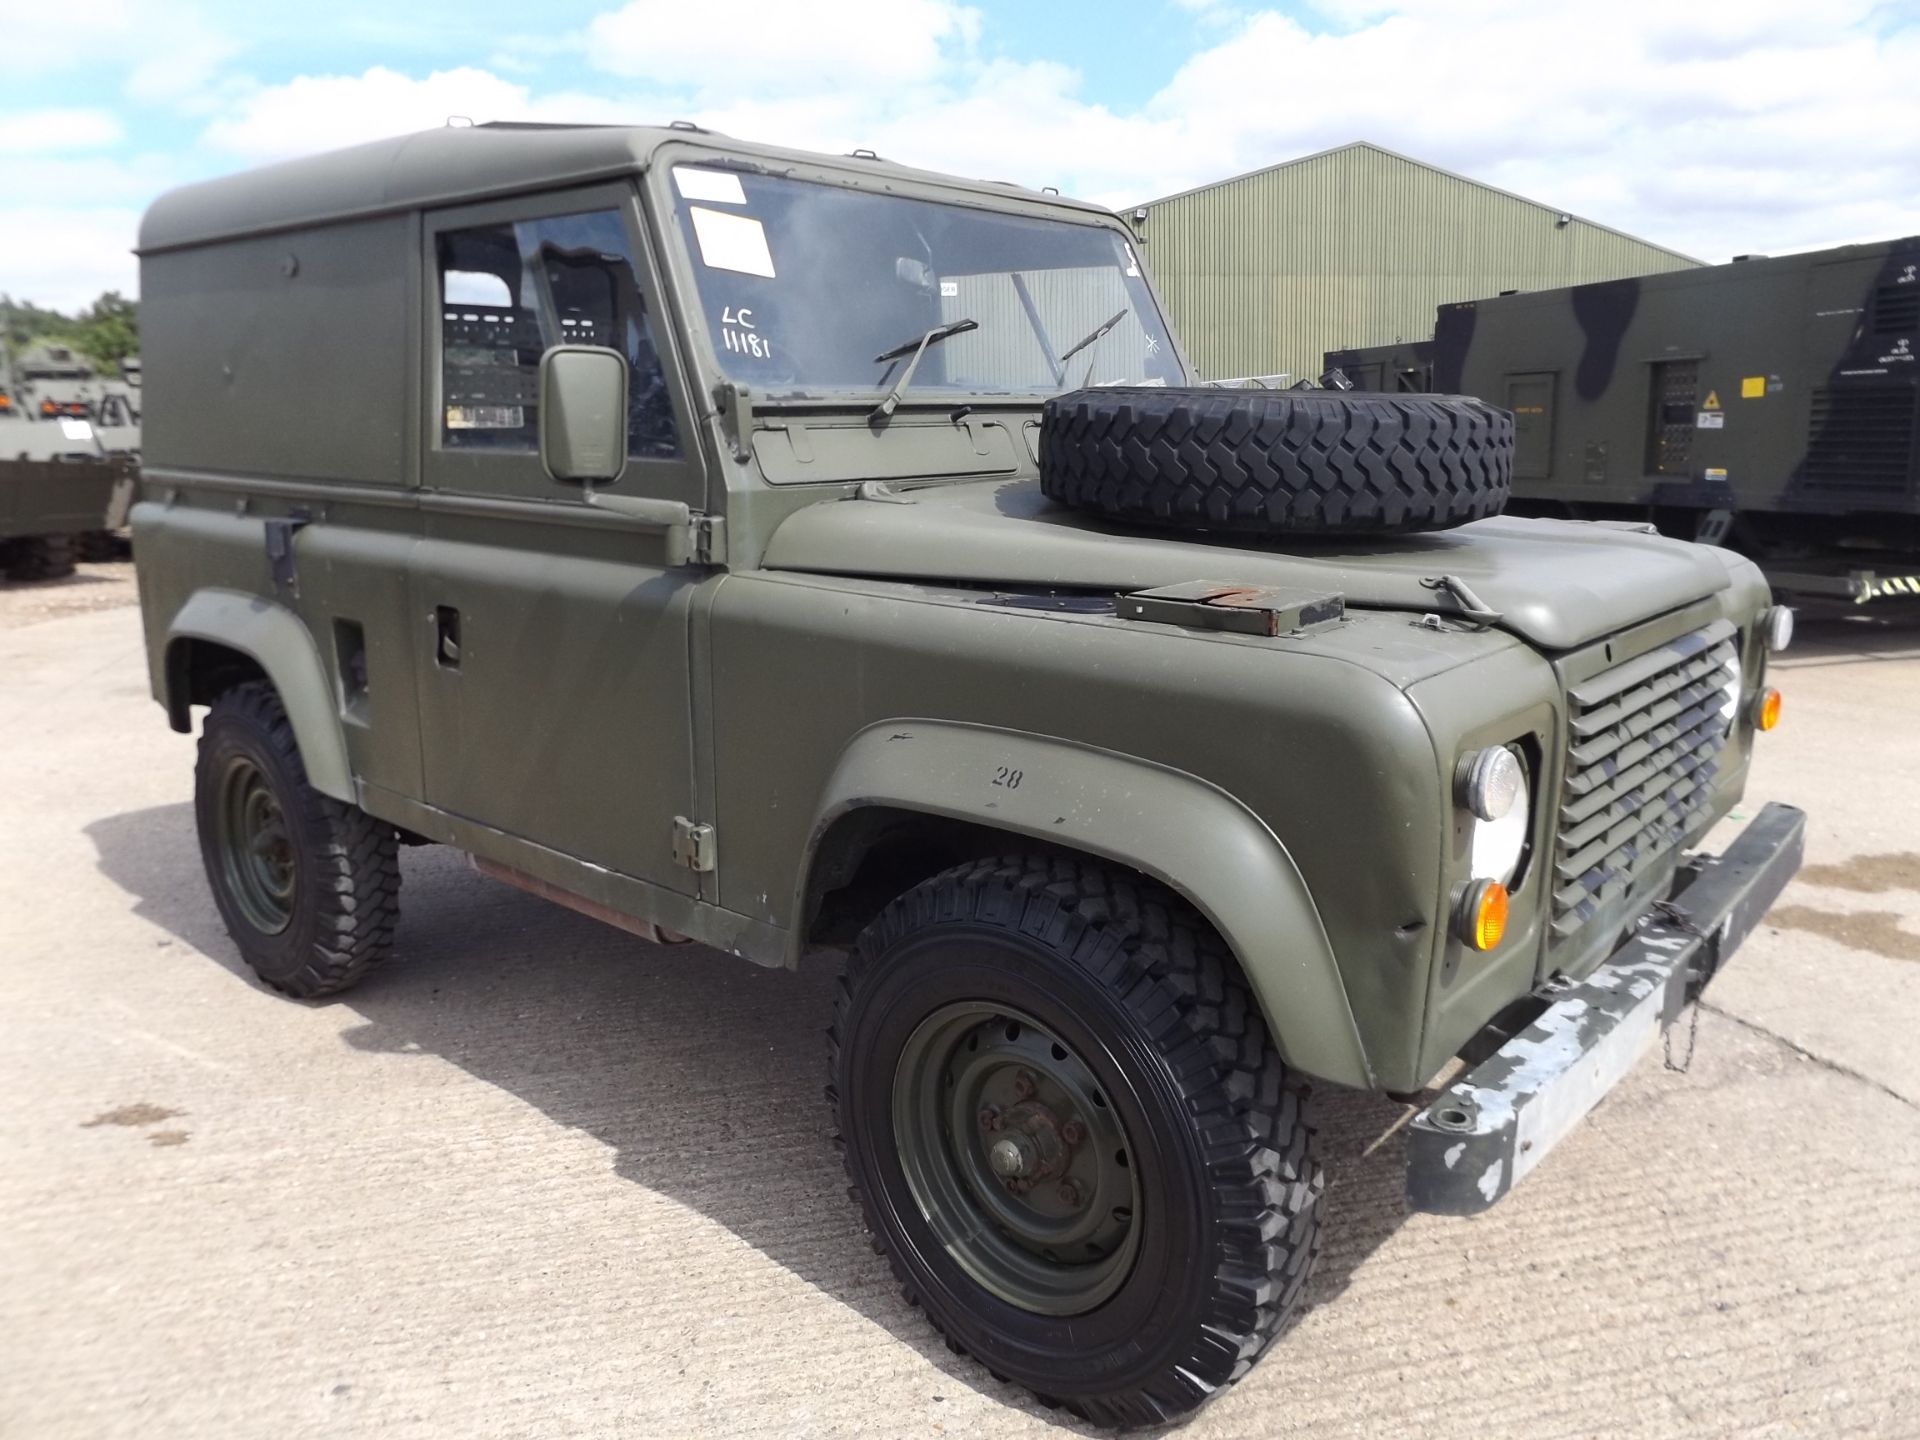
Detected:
[{"left": 87, "top": 802, "right": 1418, "bottom": 1427}]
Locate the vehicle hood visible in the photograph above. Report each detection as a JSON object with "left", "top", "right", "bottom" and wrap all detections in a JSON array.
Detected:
[{"left": 760, "top": 478, "right": 1738, "bottom": 651}]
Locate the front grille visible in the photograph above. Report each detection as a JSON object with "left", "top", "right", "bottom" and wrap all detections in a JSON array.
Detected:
[
  {"left": 1551, "top": 621, "right": 1737, "bottom": 952},
  {"left": 1802, "top": 387, "right": 1917, "bottom": 495}
]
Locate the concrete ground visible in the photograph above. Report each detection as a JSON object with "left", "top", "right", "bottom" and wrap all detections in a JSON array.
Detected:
[{"left": 3, "top": 584, "right": 1917, "bottom": 1439}]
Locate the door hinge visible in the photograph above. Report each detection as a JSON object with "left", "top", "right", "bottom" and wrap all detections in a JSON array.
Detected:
[
  {"left": 672, "top": 816, "right": 717, "bottom": 873},
  {"left": 688, "top": 513, "right": 726, "bottom": 566}
]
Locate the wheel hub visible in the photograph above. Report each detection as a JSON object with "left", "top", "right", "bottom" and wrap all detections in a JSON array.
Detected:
[
  {"left": 892, "top": 1002, "right": 1143, "bottom": 1315},
  {"left": 982, "top": 1096, "right": 1077, "bottom": 1188},
  {"left": 988, "top": 1134, "right": 1035, "bottom": 1178},
  {"left": 215, "top": 756, "right": 297, "bottom": 936}
]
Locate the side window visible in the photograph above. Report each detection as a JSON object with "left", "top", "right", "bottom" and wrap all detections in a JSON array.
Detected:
[{"left": 436, "top": 209, "right": 679, "bottom": 460}]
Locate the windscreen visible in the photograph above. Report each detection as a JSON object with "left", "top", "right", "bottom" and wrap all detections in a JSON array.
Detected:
[{"left": 669, "top": 166, "right": 1185, "bottom": 398}]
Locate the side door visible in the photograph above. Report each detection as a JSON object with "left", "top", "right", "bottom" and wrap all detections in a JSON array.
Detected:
[
  {"left": 1504, "top": 371, "right": 1558, "bottom": 481},
  {"left": 411, "top": 183, "right": 710, "bottom": 894}
]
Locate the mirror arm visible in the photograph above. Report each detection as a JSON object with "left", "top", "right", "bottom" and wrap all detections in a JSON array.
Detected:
[
  {"left": 585, "top": 492, "right": 726, "bottom": 567},
  {"left": 585, "top": 492, "right": 691, "bottom": 527}
]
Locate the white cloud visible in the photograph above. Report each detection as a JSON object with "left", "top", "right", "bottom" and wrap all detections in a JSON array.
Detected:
[
  {"left": 1134, "top": 0, "right": 1920, "bottom": 259},
  {"left": 586, "top": 0, "right": 980, "bottom": 91},
  {"left": 201, "top": 66, "right": 540, "bottom": 158},
  {"left": 11, "top": 2, "right": 242, "bottom": 109},
  {"left": 0, "top": 109, "right": 123, "bottom": 152},
  {"left": 8, "top": 0, "right": 1920, "bottom": 310},
  {"left": 0, "top": 206, "right": 142, "bottom": 311},
  {"left": 178, "top": 0, "right": 1920, "bottom": 265},
  {"left": 0, "top": 146, "right": 183, "bottom": 309}
]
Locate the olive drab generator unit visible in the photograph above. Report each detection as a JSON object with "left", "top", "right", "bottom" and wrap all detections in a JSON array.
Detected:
[{"left": 1328, "top": 236, "right": 1920, "bottom": 602}]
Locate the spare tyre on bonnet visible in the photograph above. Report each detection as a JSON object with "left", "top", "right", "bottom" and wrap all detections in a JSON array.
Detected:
[{"left": 1039, "top": 386, "right": 1513, "bottom": 536}]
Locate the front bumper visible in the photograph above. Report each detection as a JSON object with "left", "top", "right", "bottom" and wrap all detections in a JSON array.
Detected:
[{"left": 1406, "top": 801, "right": 1806, "bottom": 1215}]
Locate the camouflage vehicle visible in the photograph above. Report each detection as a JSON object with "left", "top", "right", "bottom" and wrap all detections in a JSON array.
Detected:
[
  {"left": 8, "top": 341, "right": 143, "bottom": 458},
  {"left": 13, "top": 341, "right": 99, "bottom": 421},
  {"left": 1328, "top": 236, "right": 1920, "bottom": 601},
  {"left": 132, "top": 124, "right": 1802, "bottom": 1426},
  {"left": 0, "top": 413, "right": 128, "bottom": 580}
]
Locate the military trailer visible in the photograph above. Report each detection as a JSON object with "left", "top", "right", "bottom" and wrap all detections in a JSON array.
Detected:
[
  {"left": 132, "top": 123, "right": 1801, "bottom": 1427},
  {"left": 1328, "top": 237, "right": 1920, "bottom": 601},
  {"left": 0, "top": 415, "right": 128, "bottom": 580}
]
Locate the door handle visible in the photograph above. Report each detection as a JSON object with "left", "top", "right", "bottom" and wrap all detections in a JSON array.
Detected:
[{"left": 433, "top": 606, "right": 461, "bottom": 668}]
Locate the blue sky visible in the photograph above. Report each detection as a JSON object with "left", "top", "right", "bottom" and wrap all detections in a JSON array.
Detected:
[{"left": 6, "top": 0, "right": 1919, "bottom": 310}]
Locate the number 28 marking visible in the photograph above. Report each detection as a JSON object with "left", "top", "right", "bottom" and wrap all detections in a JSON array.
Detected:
[{"left": 992, "top": 766, "right": 1024, "bottom": 789}]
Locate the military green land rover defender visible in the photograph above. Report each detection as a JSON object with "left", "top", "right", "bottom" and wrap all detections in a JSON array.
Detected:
[{"left": 133, "top": 123, "right": 1803, "bottom": 1427}]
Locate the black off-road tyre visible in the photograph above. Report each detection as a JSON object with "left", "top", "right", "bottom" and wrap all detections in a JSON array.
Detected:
[
  {"left": 4, "top": 534, "right": 78, "bottom": 581},
  {"left": 77, "top": 530, "right": 128, "bottom": 562},
  {"left": 1040, "top": 386, "right": 1512, "bottom": 536},
  {"left": 194, "top": 681, "right": 400, "bottom": 998},
  {"left": 829, "top": 855, "right": 1323, "bottom": 1428}
]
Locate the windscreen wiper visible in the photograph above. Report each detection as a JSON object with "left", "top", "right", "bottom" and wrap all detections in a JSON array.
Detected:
[
  {"left": 870, "top": 318, "right": 979, "bottom": 422},
  {"left": 1057, "top": 307, "right": 1129, "bottom": 387}
]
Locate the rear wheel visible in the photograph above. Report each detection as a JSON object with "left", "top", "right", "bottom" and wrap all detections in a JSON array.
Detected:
[
  {"left": 194, "top": 681, "right": 400, "bottom": 997},
  {"left": 829, "top": 855, "right": 1322, "bottom": 1427}
]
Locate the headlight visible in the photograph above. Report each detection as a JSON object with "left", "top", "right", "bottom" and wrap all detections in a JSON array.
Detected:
[
  {"left": 1463, "top": 745, "right": 1530, "bottom": 886},
  {"left": 1459, "top": 746, "right": 1523, "bottom": 821},
  {"left": 1717, "top": 653, "right": 1743, "bottom": 731}
]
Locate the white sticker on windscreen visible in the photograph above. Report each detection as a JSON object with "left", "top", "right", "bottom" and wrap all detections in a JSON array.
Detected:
[
  {"left": 689, "top": 206, "right": 776, "bottom": 278},
  {"left": 674, "top": 167, "right": 747, "bottom": 205}
]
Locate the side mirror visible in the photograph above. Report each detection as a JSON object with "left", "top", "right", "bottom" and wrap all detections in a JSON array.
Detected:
[{"left": 538, "top": 345, "right": 628, "bottom": 485}]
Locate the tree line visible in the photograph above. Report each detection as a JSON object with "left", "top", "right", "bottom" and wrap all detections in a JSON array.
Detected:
[{"left": 1, "top": 293, "right": 140, "bottom": 371}]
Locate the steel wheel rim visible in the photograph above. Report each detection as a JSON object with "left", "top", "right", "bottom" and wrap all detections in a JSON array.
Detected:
[
  {"left": 216, "top": 755, "right": 296, "bottom": 935},
  {"left": 892, "top": 1001, "right": 1142, "bottom": 1315}
]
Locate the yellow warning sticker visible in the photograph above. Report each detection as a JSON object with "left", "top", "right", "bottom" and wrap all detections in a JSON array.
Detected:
[
  {"left": 1703, "top": 390, "right": 1722, "bottom": 410},
  {"left": 1741, "top": 376, "right": 1766, "bottom": 399}
]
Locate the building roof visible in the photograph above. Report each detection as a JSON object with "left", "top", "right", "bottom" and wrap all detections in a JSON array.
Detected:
[
  {"left": 1136, "top": 141, "right": 1700, "bottom": 266},
  {"left": 138, "top": 122, "right": 1109, "bottom": 254}
]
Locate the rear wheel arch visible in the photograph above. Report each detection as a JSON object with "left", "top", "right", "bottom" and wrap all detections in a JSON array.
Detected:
[
  {"left": 795, "top": 722, "right": 1375, "bottom": 1089},
  {"left": 162, "top": 589, "right": 355, "bottom": 802}
]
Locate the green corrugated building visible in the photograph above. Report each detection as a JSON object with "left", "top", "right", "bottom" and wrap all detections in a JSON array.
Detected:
[{"left": 1131, "top": 141, "right": 1699, "bottom": 384}]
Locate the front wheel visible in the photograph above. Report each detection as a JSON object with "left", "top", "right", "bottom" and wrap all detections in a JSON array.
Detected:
[
  {"left": 194, "top": 681, "right": 400, "bottom": 997},
  {"left": 829, "top": 856, "right": 1323, "bottom": 1427}
]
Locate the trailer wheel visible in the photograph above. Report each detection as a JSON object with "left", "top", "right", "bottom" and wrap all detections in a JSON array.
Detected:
[
  {"left": 3, "top": 535, "right": 77, "bottom": 581},
  {"left": 829, "top": 854, "right": 1323, "bottom": 1427},
  {"left": 1040, "top": 386, "right": 1511, "bottom": 536},
  {"left": 77, "top": 531, "right": 128, "bottom": 562}
]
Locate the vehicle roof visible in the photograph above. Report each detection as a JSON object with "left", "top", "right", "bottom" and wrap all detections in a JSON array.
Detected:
[
  {"left": 1437, "top": 232, "right": 1920, "bottom": 313},
  {"left": 138, "top": 122, "right": 1109, "bottom": 254}
]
